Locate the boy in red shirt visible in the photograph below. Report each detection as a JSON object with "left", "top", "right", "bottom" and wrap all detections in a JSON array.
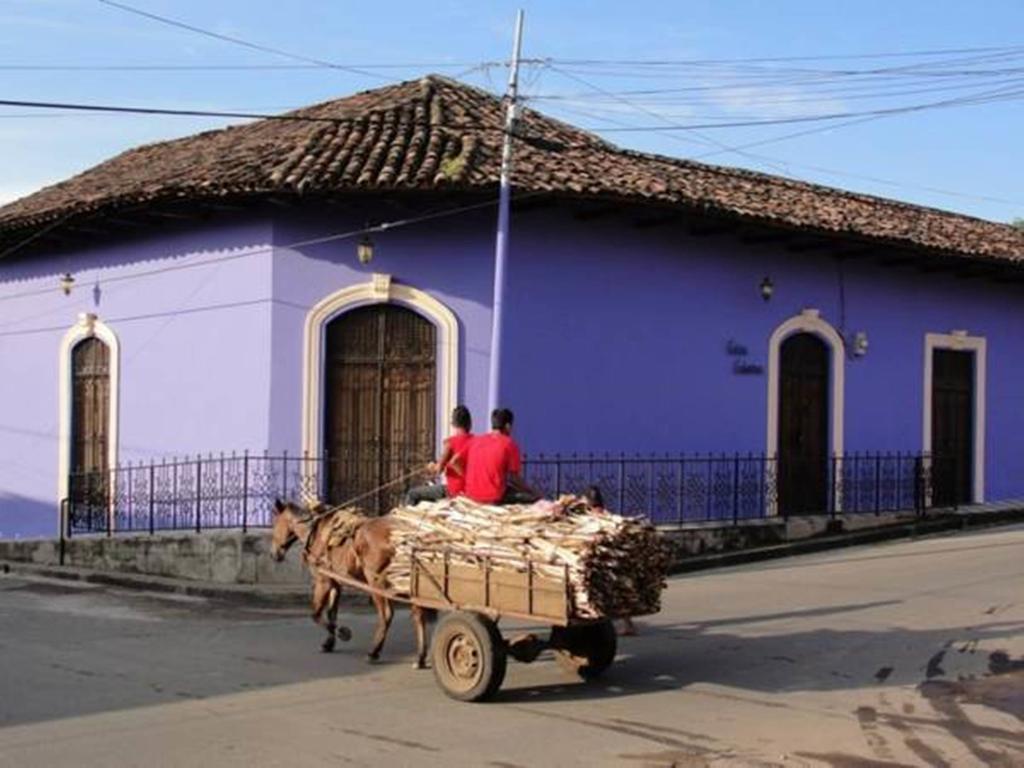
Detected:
[
  {"left": 405, "top": 406, "right": 473, "bottom": 505},
  {"left": 464, "top": 408, "right": 540, "bottom": 505}
]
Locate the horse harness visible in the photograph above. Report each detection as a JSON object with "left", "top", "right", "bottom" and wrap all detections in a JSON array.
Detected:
[{"left": 299, "top": 507, "right": 368, "bottom": 565}]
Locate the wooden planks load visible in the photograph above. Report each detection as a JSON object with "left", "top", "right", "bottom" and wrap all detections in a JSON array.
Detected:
[{"left": 384, "top": 495, "right": 669, "bottom": 620}]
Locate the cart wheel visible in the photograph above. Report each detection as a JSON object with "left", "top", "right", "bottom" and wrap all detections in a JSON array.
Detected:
[
  {"left": 550, "top": 620, "right": 617, "bottom": 680},
  {"left": 431, "top": 611, "right": 507, "bottom": 702}
]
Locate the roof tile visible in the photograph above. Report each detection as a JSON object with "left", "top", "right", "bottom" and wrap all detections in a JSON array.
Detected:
[{"left": 0, "top": 75, "right": 1021, "bottom": 263}]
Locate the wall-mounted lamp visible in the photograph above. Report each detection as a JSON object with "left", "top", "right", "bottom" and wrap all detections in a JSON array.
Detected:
[
  {"left": 59, "top": 272, "right": 75, "bottom": 296},
  {"left": 759, "top": 276, "right": 774, "bottom": 302},
  {"left": 852, "top": 331, "right": 869, "bottom": 357},
  {"left": 356, "top": 234, "right": 374, "bottom": 265}
]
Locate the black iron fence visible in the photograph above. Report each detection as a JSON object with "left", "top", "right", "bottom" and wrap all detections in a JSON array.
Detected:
[
  {"left": 64, "top": 450, "right": 955, "bottom": 536},
  {"left": 523, "top": 452, "right": 941, "bottom": 524}
]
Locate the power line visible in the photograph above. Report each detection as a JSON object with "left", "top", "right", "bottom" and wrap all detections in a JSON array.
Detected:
[
  {"left": 4, "top": 45, "right": 1021, "bottom": 74},
  {"left": 685, "top": 113, "right": 1024, "bottom": 208},
  {"left": 0, "top": 103, "right": 316, "bottom": 119},
  {"left": 538, "top": 77, "right": 1024, "bottom": 123},
  {"left": 96, "top": 0, "right": 391, "bottom": 80},
  {"left": 583, "top": 84, "right": 1024, "bottom": 131},
  {"left": 546, "top": 45, "right": 1024, "bottom": 66},
  {"left": 4, "top": 72, "right": 1021, "bottom": 132},
  {"left": 546, "top": 98, "right": 1024, "bottom": 208},
  {"left": 527, "top": 69, "right": 1024, "bottom": 104},
  {"left": 0, "top": 62, "right": 503, "bottom": 72},
  {"left": 0, "top": 194, "right": 543, "bottom": 308},
  {"left": 543, "top": 50, "right": 1024, "bottom": 82},
  {"left": 0, "top": 98, "right": 352, "bottom": 124},
  {"left": 542, "top": 66, "right": 1024, "bottom": 209},
  {"left": 545, "top": 64, "right": 800, "bottom": 176}
]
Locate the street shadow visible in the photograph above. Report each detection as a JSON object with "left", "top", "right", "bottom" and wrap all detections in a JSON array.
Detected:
[
  {"left": 497, "top": 604, "right": 1024, "bottom": 704},
  {"left": 4, "top": 578, "right": 1023, "bottom": 749},
  {"left": 495, "top": 607, "right": 1024, "bottom": 766},
  {"left": 0, "top": 575, "right": 411, "bottom": 729}
]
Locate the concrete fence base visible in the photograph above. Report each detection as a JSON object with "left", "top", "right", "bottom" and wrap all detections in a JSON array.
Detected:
[
  {"left": 1, "top": 505, "right": 1019, "bottom": 587},
  {"left": 0, "top": 530, "right": 307, "bottom": 585}
]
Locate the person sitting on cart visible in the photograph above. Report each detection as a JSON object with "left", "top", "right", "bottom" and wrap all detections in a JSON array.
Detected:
[
  {"left": 464, "top": 407, "right": 540, "bottom": 505},
  {"left": 405, "top": 405, "right": 474, "bottom": 505}
]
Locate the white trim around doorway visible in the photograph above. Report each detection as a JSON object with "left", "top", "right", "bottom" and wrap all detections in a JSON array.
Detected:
[
  {"left": 57, "top": 313, "right": 121, "bottom": 516},
  {"left": 766, "top": 308, "right": 846, "bottom": 460},
  {"left": 300, "top": 273, "right": 460, "bottom": 464},
  {"left": 922, "top": 330, "right": 986, "bottom": 503},
  {"left": 765, "top": 309, "right": 846, "bottom": 515}
]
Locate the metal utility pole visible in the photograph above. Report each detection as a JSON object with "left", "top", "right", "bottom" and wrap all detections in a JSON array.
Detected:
[{"left": 486, "top": 9, "right": 525, "bottom": 415}]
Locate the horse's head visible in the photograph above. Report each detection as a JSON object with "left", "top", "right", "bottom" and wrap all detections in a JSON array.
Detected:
[{"left": 269, "top": 498, "right": 307, "bottom": 562}]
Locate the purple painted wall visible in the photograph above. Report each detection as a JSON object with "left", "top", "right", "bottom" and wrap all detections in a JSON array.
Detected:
[
  {"left": 0, "top": 218, "right": 274, "bottom": 538},
  {"left": 2, "top": 198, "right": 1022, "bottom": 538},
  {"left": 501, "top": 208, "right": 1024, "bottom": 501}
]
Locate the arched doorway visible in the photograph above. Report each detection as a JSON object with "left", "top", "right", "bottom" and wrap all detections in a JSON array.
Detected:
[
  {"left": 777, "top": 332, "right": 830, "bottom": 515},
  {"left": 323, "top": 304, "right": 436, "bottom": 512},
  {"left": 68, "top": 336, "right": 111, "bottom": 516}
]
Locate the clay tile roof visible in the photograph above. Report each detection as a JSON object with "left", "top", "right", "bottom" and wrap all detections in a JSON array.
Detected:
[{"left": 1, "top": 74, "right": 1022, "bottom": 263}]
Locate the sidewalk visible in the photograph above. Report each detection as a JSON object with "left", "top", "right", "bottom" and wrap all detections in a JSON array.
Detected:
[{"left": 670, "top": 502, "right": 1024, "bottom": 574}]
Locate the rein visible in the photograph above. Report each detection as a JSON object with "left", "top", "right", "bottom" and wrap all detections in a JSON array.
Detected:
[
  {"left": 284, "top": 465, "right": 435, "bottom": 563},
  {"left": 317, "top": 467, "right": 429, "bottom": 515}
]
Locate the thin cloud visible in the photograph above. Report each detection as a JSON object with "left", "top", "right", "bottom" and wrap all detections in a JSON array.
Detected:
[{"left": 711, "top": 84, "right": 847, "bottom": 119}]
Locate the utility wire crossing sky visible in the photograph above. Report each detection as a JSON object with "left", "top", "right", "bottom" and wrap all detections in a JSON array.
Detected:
[{"left": 0, "top": 0, "right": 1021, "bottom": 222}]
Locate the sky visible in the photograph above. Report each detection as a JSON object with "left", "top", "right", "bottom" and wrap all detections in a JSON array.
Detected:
[{"left": 0, "top": 0, "right": 1022, "bottom": 223}]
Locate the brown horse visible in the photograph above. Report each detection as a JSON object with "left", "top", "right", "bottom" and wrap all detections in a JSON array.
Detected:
[{"left": 269, "top": 499, "right": 429, "bottom": 668}]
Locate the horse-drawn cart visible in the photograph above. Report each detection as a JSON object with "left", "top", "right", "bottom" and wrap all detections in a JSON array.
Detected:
[{"left": 317, "top": 546, "right": 620, "bottom": 702}]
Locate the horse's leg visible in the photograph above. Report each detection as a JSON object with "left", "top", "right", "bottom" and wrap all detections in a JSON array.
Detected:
[
  {"left": 310, "top": 577, "right": 336, "bottom": 653},
  {"left": 326, "top": 584, "right": 352, "bottom": 643},
  {"left": 411, "top": 605, "right": 429, "bottom": 670},
  {"left": 367, "top": 590, "right": 394, "bottom": 662}
]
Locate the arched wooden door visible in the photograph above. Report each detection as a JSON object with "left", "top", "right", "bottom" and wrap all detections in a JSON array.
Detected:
[
  {"left": 71, "top": 338, "right": 110, "bottom": 474},
  {"left": 323, "top": 304, "right": 436, "bottom": 513},
  {"left": 69, "top": 337, "right": 111, "bottom": 510},
  {"left": 777, "top": 333, "right": 829, "bottom": 515}
]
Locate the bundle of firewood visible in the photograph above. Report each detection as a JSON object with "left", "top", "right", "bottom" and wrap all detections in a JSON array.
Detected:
[{"left": 384, "top": 495, "right": 668, "bottom": 619}]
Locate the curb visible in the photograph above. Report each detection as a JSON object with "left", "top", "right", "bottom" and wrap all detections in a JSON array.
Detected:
[{"left": 668, "top": 508, "right": 1024, "bottom": 575}]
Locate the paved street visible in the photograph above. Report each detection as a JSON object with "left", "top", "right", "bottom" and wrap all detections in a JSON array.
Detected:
[{"left": 1, "top": 526, "right": 1022, "bottom": 768}]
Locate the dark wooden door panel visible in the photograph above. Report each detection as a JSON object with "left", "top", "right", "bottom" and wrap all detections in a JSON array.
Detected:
[
  {"left": 324, "top": 305, "right": 436, "bottom": 512},
  {"left": 71, "top": 338, "right": 110, "bottom": 474},
  {"left": 932, "top": 349, "right": 973, "bottom": 507},
  {"left": 69, "top": 337, "right": 111, "bottom": 509},
  {"left": 778, "top": 333, "right": 829, "bottom": 515}
]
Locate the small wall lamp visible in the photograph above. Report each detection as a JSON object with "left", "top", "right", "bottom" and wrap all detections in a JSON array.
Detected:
[
  {"left": 357, "top": 235, "right": 375, "bottom": 265},
  {"left": 852, "top": 331, "right": 869, "bottom": 357},
  {"left": 759, "top": 276, "right": 774, "bottom": 302},
  {"left": 60, "top": 272, "right": 75, "bottom": 296}
]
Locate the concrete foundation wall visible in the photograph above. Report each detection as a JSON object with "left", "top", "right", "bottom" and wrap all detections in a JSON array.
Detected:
[
  {"left": 0, "top": 531, "right": 307, "bottom": 585},
  {"left": 1, "top": 509, "right": 929, "bottom": 586}
]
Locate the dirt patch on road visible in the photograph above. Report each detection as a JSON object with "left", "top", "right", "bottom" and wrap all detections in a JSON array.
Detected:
[
  {"left": 618, "top": 748, "right": 712, "bottom": 767},
  {"left": 794, "top": 754, "right": 916, "bottom": 768},
  {"left": 920, "top": 651, "right": 1024, "bottom": 721}
]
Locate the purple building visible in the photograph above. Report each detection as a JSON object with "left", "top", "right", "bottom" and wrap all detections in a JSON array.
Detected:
[{"left": 1, "top": 76, "right": 1022, "bottom": 538}]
